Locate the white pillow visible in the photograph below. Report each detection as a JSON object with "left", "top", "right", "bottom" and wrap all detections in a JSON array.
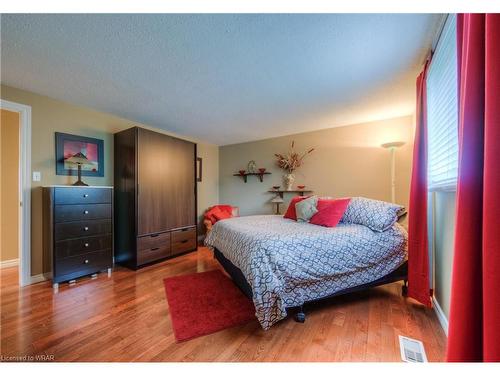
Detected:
[{"left": 295, "top": 195, "right": 319, "bottom": 222}]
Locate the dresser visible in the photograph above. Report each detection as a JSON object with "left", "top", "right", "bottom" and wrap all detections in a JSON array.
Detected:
[
  {"left": 114, "top": 127, "right": 197, "bottom": 269},
  {"left": 43, "top": 186, "right": 113, "bottom": 290}
]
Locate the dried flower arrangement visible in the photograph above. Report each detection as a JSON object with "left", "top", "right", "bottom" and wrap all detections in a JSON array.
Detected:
[{"left": 274, "top": 141, "right": 315, "bottom": 173}]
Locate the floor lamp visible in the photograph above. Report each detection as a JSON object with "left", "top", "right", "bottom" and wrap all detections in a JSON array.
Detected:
[{"left": 381, "top": 142, "right": 406, "bottom": 203}]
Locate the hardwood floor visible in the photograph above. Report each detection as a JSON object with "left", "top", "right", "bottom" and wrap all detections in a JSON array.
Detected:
[{"left": 0, "top": 247, "right": 446, "bottom": 362}]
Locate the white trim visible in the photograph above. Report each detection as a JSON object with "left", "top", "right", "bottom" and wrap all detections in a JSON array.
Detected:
[
  {"left": 30, "top": 273, "right": 50, "bottom": 284},
  {"left": 431, "top": 14, "right": 449, "bottom": 52},
  {"left": 1, "top": 99, "right": 32, "bottom": 287},
  {"left": 432, "top": 296, "right": 449, "bottom": 336},
  {"left": 0, "top": 258, "right": 19, "bottom": 269}
]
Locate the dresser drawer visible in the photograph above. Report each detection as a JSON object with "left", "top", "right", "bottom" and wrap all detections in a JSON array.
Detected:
[
  {"left": 137, "top": 231, "right": 171, "bottom": 251},
  {"left": 54, "top": 187, "right": 112, "bottom": 205},
  {"left": 55, "top": 250, "right": 112, "bottom": 277},
  {"left": 171, "top": 226, "right": 196, "bottom": 243},
  {"left": 55, "top": 204, "right": 111, "bottom": 223},
  {"left": 137, "top": 232, "right": 171, "bottom": 265},
  {"left": 137, "top": 245, "right": 171, "bottom": 266},
  {"left": 55, "top": 219, "right": 112, "bottom": 241},
  {"left": 171, "top": 227, "right": 196, "bottom": 255},
  {"left": 55, "top": 235, "right": 112, "bottom": 258}
]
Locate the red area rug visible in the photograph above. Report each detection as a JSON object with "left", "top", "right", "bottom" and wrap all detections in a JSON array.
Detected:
[{"left": 163, "top": 270, "right": 256, "bottom": 342}]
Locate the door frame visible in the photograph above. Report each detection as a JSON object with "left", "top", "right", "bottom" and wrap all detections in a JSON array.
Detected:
[{"left": 1, "top": 99, "right": 32, "bottom": 287}]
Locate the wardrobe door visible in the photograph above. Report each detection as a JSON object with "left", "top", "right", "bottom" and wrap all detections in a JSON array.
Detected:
[
  {"left": 168, "top": 138, "right": 196, "bottom": 229},
  {"left": 137, "top": 128, "right": 175, "bottom": 235}
]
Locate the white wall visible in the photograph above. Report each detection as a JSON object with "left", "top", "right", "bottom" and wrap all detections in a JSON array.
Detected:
[{"left": 432, "top": 191, "right": 456, "bottom": 318}]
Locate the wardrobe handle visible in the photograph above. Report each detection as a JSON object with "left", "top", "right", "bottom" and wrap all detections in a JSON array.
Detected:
[
  {"left": 181, "top": 239, "right": 188, "bottom": 244},
  {"left": 84, "top": 243, "right": 89, "bottom": 248},
  {"left": 84, "top": 227, "right": 89, "bottom": 231},
  {"left": 84, "top": 210, "right": 89, "bottom": 215},
  {"left": 83, "top": 194, "right": 89, "bottom": 198},
  {"left": 150, "top": 234, "right": 159, "bottom": 237},
  {"left": 151, "top": 247, "right": 160, "bottom": 251},
  {"left": 84, "top": 259, "right": 89, "bottom": 264}
]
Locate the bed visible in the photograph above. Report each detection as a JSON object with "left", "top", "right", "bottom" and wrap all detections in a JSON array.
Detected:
[{"left": 204, "top": 212, "right": 408, "bottom": 330}]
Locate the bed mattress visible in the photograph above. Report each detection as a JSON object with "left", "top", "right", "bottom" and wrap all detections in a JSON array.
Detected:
[{"left": 204, "top": 215, "right": 408, "bottom": 329}]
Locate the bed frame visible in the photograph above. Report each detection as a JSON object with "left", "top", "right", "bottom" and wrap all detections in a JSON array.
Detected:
[{"left": 214, "top": 247, "right": 408, "bottom": 323}]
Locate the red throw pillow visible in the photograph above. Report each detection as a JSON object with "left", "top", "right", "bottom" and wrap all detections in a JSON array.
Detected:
[
  {"left": 217, "top": 205, "right": 234, "bottom": 215},
  {"left": 309, "top": 198, "right": 351, "bottom": 227},
  {"left": 283, "top": 196, "right": 308, "bottom": 220},
  {"left": 204, "top": 205, "right": 234, "bottom": 223},
  {"left": 205, "top": 206, "right": 223, "bottom": 224},
  {"left": 213, "top": 209, "right": 232, "bottom": 221}
]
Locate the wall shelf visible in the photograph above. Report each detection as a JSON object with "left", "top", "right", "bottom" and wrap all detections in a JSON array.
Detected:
[
  {"left": 233, "top": 172, "right": 271, "bottom": 183},
  {"left": 268, "top": 189, "right": 313, "bottom": 199}
]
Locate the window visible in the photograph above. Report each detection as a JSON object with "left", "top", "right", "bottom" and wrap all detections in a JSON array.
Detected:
[{"left": 426, "top": 14, "right": 458, "bottom": 191}]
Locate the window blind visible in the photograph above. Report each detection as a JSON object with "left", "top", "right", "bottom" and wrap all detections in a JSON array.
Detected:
[{"left": 426, "top": 14, "right": 459, "bottom": 191}]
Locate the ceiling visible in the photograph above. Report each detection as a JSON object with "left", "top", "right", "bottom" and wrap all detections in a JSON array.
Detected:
[{"left": 1, "top": 14, "right": 442, "bottom": 145}]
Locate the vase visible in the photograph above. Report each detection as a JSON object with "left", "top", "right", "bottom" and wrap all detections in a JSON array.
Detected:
[{"left": 283, "top": 173, "right": 295, "bottom": 191}]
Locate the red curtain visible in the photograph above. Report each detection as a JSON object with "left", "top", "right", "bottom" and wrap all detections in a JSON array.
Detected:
[
  {"left": 407, "top": 61, "right": 432, "bottom": 308},
  {"left": 447, "top": 14, "right": 500, "bottom": 362}
]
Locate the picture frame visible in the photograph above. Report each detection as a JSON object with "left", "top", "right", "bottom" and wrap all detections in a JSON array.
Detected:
[
  {"left": 196, "top": 157, "right": 203, "bottom": 182},
  {"left": 55, "top": 132, "right": 104, "bottom": 177}
]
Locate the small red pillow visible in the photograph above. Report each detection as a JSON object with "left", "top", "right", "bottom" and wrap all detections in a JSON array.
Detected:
[
  {"left": 205, "top": 205, "right": 234, "bottom": 224},
  {"left": 309, "top": 198, "right": 351, "bottom": 227},
  {"left": 205, "top": 206, "right": 224, "bottom": 224},
  {"left": 217, "top": 205, "right": 234, "bottom": 215},
  {"left": 213, "top": 209, "right": 232, "bottom": 221},
  {"left": 283, "top": 196, "right": 308, "bottom": 220}
]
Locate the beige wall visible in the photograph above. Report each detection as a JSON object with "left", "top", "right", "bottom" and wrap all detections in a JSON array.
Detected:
[
  {"left": 0, "top": 84, "right": 219, "bottom": 275},
  {"left": 1, "top": 109, "right": 20, "bottom": 262},
  {"left": 219, "top": 115, "right": 414, "bottom": 217}
]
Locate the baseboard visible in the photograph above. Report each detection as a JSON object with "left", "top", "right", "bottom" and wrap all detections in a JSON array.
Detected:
[
  {"left": 0, "top": 258, "right": 19, "bottom": 269},
  {"left": 432, "top": 296, "right": 449, "bottom": 336},
  {"left": 30, "top": 273, "right": 51, "bottom": 284},
  {"left": 0, "top": 260, "right": 51, "bottom": 285}
]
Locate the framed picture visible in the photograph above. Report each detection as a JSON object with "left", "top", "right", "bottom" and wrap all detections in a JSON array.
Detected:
[
  {"left": 196, "top": 157, "right": 202, "bottom": 182},
  {"left": 55, "top": 132, "right": 104, "bottom": 177}
]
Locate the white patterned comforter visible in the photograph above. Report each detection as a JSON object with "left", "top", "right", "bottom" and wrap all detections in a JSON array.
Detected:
[{"left": 204, "top": 215, "right": 407, "bottom": 329}]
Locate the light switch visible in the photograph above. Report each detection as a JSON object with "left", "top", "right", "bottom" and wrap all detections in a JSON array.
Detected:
[{"left": 32, "top": 171, "right": 41, "bottom": 182}]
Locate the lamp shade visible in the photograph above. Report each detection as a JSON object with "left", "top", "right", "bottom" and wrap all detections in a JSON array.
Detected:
[{"left": 65, "top": 152, "right": 93, "bottom": 166}]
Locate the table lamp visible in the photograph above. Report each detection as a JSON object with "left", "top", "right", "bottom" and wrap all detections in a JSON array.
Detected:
[
  {"left": 65, "top": 152, "right": 94, "bottom": 186},
  {"left": 271, "top": 195, "right": 284, "bottom": 215}
]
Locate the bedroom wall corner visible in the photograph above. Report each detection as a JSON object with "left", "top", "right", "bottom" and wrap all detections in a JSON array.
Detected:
[
  {"left": 196, "top": 142, "right": 219, "bottom": 237},
  {"left": 219, "top": 115, "right": 414, "bottom": 218}
]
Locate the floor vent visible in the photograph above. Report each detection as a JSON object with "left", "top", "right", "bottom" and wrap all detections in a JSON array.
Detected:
[{"left": 399, "top": 335, "right": 428, "bottom": 362}]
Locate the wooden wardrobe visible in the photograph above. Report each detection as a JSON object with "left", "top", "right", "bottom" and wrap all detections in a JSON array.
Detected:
[{"left": 114, "top": 126, "right": 197, "bottom": 269}]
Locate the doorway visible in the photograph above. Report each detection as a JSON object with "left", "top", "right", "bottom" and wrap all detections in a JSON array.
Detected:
[{"left": 0, "top": 100, "right": 31, "bottom": 286}]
